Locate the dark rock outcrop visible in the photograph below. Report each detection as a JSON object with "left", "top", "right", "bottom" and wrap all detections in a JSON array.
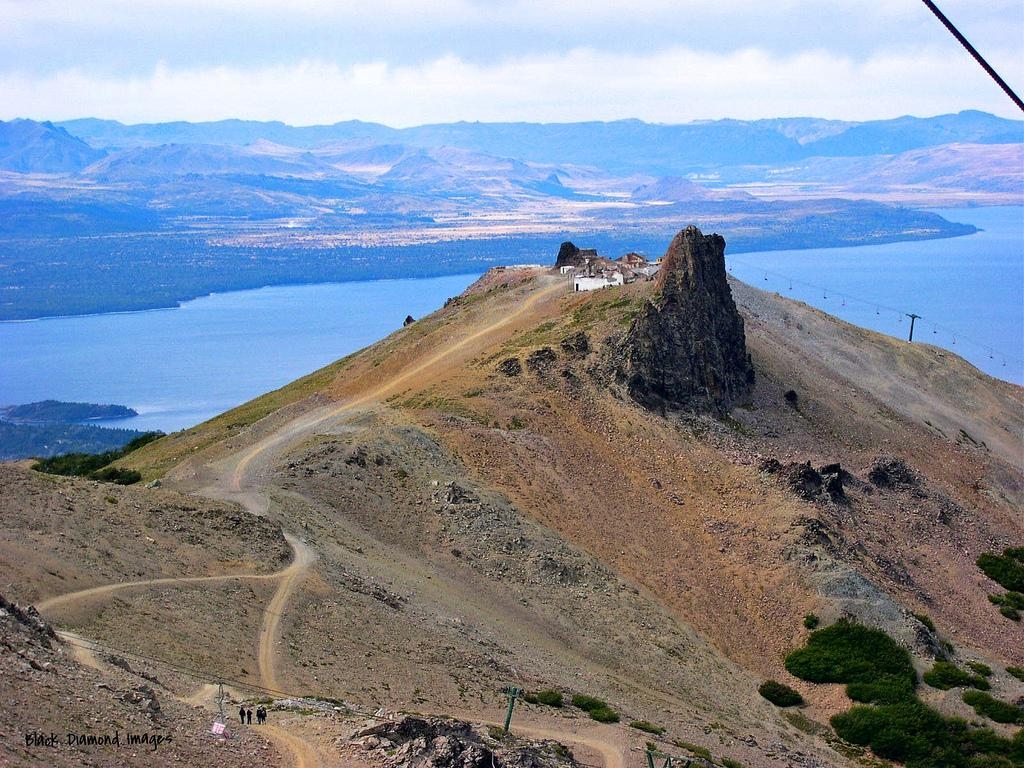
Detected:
[
  {"left": 762, "top": 459, "right": 846, "bottom": 502},
  {"left": 617, "top": 226, "right": 753, "bottom": 413},
  {"left": 554, "top": 241, "right": 583, "bottom": 269},
  {"left": 526, "top": 347, "right": 558, "bottom": 375},
  {"left": 497, "top": 357, "right": 522, "bottom": 377},
  {"left": 868, "top": 456, "right": 921, "bottom": 490},
  {"left": 559, "top": 331, "right": 590, "bottom": 358}
]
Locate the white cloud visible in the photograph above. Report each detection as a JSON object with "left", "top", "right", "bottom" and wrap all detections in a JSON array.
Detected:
[{"left": 2, "top": 45, "right": 1021, "bottom": 126}]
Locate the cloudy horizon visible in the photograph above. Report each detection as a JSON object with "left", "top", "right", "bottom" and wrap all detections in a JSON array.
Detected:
[{"left": 2, "top": 0, "right": 1022, "bottom": 127}]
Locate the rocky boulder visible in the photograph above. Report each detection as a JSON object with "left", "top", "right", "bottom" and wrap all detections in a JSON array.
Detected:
[{"left": 617, "top": 226, "right": 753, "bottom": 413}]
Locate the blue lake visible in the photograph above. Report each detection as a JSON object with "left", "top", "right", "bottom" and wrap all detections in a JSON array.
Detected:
[
  {"left": 727, "top": 206, "right": 1023, "bottom": 386},
  {"left": 0, "top": 274, "right": 479, "bottom": 433},
  {"left": 0, "top": 205, "right": 1020, "bottom": 436}
]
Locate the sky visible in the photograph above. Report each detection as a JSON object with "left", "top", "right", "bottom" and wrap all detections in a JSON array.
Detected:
[{"left": 1, "top": 0, "right": 1022, "bottom": 127}]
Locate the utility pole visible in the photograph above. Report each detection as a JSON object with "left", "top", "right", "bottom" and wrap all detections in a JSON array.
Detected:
[
  {"left": 646, "top": 748, "right": 692, "bottom": 768},
  {"left": 906, "top": 313, "right": 920, "bottom": 342},
  {"left": 217, "top": 680, "right": 225, "bottom": 723},
  {"left": 501, "top": 686, "right": 522, "bottom": 733}
]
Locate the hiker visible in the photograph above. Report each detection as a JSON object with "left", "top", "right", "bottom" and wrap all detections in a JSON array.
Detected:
[
  {"left": 257, "top": 706, "right": 266, "bottom": 724},
  {"left": 239, "top": 705, "right": 245, "bottom": 724},
  {"left": 246, "top": 708, "right": 253, "bottom": 725}
]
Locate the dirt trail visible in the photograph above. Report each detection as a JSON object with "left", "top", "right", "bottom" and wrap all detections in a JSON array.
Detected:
[
  {"left": 257, "top": 533, "right": 317, "bottom": 693},
  {"left": 37, "top": 569, "right": 285, "bottom": 614},
  {"left": 260, "top": 723, "right": 322, "bottom": 768},
  {"left": 55, "top": 630, "right": 106, "bottom": 673}
]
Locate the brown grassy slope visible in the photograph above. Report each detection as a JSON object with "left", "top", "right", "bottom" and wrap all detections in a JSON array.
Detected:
[
  {"left": 0, "top": 465, "right": 291, "bottom": 607},
  {"left": 128, "top": 265, "right": 1021, "bottom": 679}
]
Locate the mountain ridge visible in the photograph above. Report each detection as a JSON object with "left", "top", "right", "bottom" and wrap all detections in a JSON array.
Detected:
[{"left": 2, "top": 242, "right": 1022, "bottom": 765}]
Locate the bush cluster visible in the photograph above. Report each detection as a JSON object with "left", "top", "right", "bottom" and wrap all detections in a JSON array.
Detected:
[
  {"left": 758, "top": 680, "right": 804, "bottom": 707},
  {"left": 989, "top": 591, "right": 1024, "bottom": 622},
  {"left": 785, "top": 619, "right": 1024, "bottom": 767},
  {"left": 33, "top": 431, "right": 162, "bottom": 485},
  {"left": 962, "top": 690, "right": 1024, "bottom": 725},
  {"left": 571, "top": 694, "right": 619, "bottom": 723},
  {"left": 784, "top": 620, "right": 917, "bottom": 699},
  {"left": 977, "top": 549, "right": 1024, "bottom": 592},
  {"left": 523, "top": 689, "right": 563, "bottom": 708},
  {"left": 923, "top": 661, "right": 990, "bottom": 691},
  {"left": 831, "top": 699, "right": 1023, "bottom": 766}
]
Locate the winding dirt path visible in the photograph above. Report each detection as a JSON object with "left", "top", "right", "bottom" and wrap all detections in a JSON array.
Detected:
[{"left": 37, "top": 569, "right": 287, "bottom": 614}]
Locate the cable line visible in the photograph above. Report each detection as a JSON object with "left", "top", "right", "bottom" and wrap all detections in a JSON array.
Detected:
[{"left": 919, "top": 0, "right": 1024, "bottom": 112}]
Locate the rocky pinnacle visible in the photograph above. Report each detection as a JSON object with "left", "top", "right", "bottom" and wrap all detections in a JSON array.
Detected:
[{"left": 618, "top": 225, "right": 754, "bottom": 413}]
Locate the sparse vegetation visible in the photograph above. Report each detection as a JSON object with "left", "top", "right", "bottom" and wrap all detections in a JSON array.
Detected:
[
  {"left": 758, "top": 680, "right": 804, "bottom": 707},
  {"left": 923, "top": 661, "right": 990, "bottom": 691},
  {"left": 672, "top": 740, "right": 712, "bottom": 762},
  {"left": 913, "top": 613, "right": 935, "bottom": 632},
  {"left": 966, "top": 661, "right": 993, "bottom": 677},
  {"left": 989, "top": 591, "right": 1024, "bottom": 622},
  {"left": 629, "top": 720, "right": 665, "bottom": 735},
  {"left": 802, "top": 613, "right": 819, "bottom": 629},
  {"left": 1007, "top": 666, "right": 1024, "bottom": 682},
  {"left": 962, "top": 690, "right": 1024, "bottom": 724},
  {"left": 721, "top": 758, "right": 746, "bottom": 768}
]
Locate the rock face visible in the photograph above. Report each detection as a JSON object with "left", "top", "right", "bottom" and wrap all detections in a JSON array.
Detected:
[
  {"left": 554, "top": 241, "right": 583, "bottom": 269},
  {"left": 618, "top": 226, "right": 753, "bottom": 412}
]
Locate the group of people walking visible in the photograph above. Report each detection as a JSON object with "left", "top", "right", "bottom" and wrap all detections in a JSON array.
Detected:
[{"left": 238, "top": 705, "right": 268, "bottom": 725}]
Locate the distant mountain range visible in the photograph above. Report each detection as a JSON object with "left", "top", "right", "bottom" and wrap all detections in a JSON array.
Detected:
[
  {"left": 0, "top": 111, "right": 1019, "bottom": 320},
  {"left": 0, "top": 110, "right": 1015, "bottom": 176}
]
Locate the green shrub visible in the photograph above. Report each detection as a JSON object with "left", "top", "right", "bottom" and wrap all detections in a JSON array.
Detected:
[
  {"left": 1006, "top": 666, "right": 1024, "bottom": 682},
  {"left": 529, "top": 689, "right": 563, "bottom": 708},
  {"left": 967, "top": 661, "right": 994, "bottom": 677},
  {"left": 571, "top": 694, "right": 607, "bottom": 712},
  {"left": 758, "top": 680, "right": 803, "bottom": 707},
  {"left": 846, "top": 674, "right": 917, "bottom": 705},
  {"left": 831, "top": 700, "right": 965, "bottom": 765},
  {"left": 977, "top": 551, "right": 1024, "bottom": 592},
  {"left": 803, "top": 614, "right": 819, "bottom": 629},
  {"left": 998, "top": 605, "right": 1021, "bottom": 622},
  {"left": 629, "top": 721, "right": 665, "bottom": 735},
  {"left": 588, "top": 706, "right": 619, "bottom": 723},
  {"left": 784, "top": 620, "right": 917, "bottom": 698},
  {"left": 721, "top": 759, "right": 745, "bottom": 768},
  {"left": 1002, "top": 592, "right": 1024, "bottom": 610},
  {"left": 570, "top": 693, "right": 619, "bottom": 722},
  {"left": 33, "top": 430, "right": 162, "bottom": 484},
  {"left": 924, "top": 661, "right": 990, "bottom": 691},
  {"left": 89, "top": 466, "right": 142, "bottom": 485},
  {"left": 962, "top": 691, "right": 1024, "bottom": 724}
]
